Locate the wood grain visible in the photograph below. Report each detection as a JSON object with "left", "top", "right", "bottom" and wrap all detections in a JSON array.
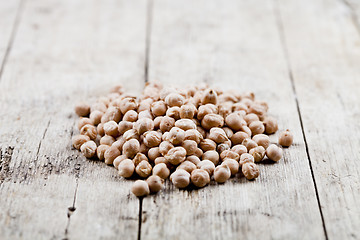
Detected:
[
  {"left": 277, "top": 0, "right": 360, "bottom": 238},
  {"left": 142, "top": 0, "right": 325, "bottom": 239},
  {"left": 0, "top": 0, "right": 146, "bottom": 239}
]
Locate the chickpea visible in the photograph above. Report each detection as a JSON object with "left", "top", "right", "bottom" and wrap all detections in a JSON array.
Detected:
[
  {"left": 242, "top": 138, "right": 258, "bottom": 151},
  {"left": 150, "top": 100, "right": 166, "bottom": 116},
  {"left": 153, "top": 163, "right": 170, "bottom": 179},
  {"left": 78, "top": 117, "right": 93, "bottom": 130},
  {"left": 154, "top": 157, "right": 172, "bottom": 169},
  {"left": 222, "top": 127, "right": 234, "bottom": 139},
  {"left": 201, "top": 89, "right": 218, "bottom": 105},
  {"left": 103, "top": 121, "right": 120, "bottom": 137},
  {"left": 101, "top": 106, "right": 122, "bottom": 123},
  {"left": 222, "top": 159, "right": 239, "bottom": 175},
  {"left": 278, "top": 129, "right": 293, "bottom": 147},
  {"left": 123, "top": 129, "right": 140, "bottom": 141},
  {"left": 242, "top": 162, "right": 260, "bottom": 180},
  {"left": 89, "top": 110, "right": 103, "bottom": 125},
  {"left": 217, "top": 143, "right": 230, "bottom": 153},
  {"left": 113, "top": 155, "right": 127, "bottom": 169},
  {"left": 252, "top": 134, "right": 270, "bottom": 149},
  {"left": 248, "top": 103, "right": 267, "bottom": 118},
  {"left": 134, "top": 118, "right": 154, "bottom": 135},
  {"left": 244, "top": 113, "right": 259, "bottom": 125},
  {"left": 131, "top": 180, "right": 150, "bottom": 197},
  {"left": 159, "top": 116, "right": 175, "bottom": 132},
  {"left": 159, "top": 141, "right": 174, "bottom": 156},
  {"left": 104, "top": 146, "right": 120, "bottom": 165},
  {"left": 91, "top": 101, "right": 107, "bottom": 113},
  {"left": 263, "top": 116, "right": 278, "bottom": 134},
  {"left": 175, "top": 119, "right": 196, "bottom": 130},
  {"left": 160, "top": 87, "right": 176, "bottom": 100},
  {"left": 249, "top": 146, "right": 266, "bottom": 162},
  {"left": 72, "top": 135, "right": 90, "bottom": 150},
  {"left": 139, "top": 142, "right": 149, "bottom": 155},
  {"left": 197, "top": 126, "right": 207, "bottom": 138},
  {"left": 218, "top": 102, "right": 233, "bottom": 118},
  {"left": 148, "top": 147, "right": 161, "bottom": 162},
  {"left": 199, "top": 139, "right": 217, "bottom": 152},
  {"left": 138, "top": 110, "right": 153, "bottom": 120},
  {"left": 136, "top": 160, "right": 152, "bottom": 178},
  {"left": 97, "top": 144, "right": 110, "bottom": 161},
  {"left": 166, "top": 106, "right": 181, "bottom": 120},
  {"left": 180, "top": 104, "right": 197, "bottom": 119},
  {"left": 118, "top": 159, "right": 135, "bottom": 178},
  {"left": 112, "top": 136, "right": 126, "bottom": 151},
  {"left": 202, "top": 150, "right": 219, "bottom": 165},
  {"left": 80, "top": 124, "right": 97, "bottom": 140},
  {"left": 220, "top": 150, "right": 240, "bottom": 161},
  {"left": 97, "top": 123, "right": 105, "bottom": 136},
  {"left": 242, "top": 126, "right": 252, "bottom": 137},
  {"left": 146, "top": 175, "right": 164, "bottom": 193},
  {"left": 239, "top": 153, "right": 255, "bottom": 166},
  {"left": 194, "top": 148, "right": 203, "bottom": 158},
  {"left": 182, "top": 140, "right": 198, "bottom": 155},
  {"left": 75, "top": 102, "right": 90, "bottom": 117},
  {"left": 266, "top": 144, "right": 283, "bottom": 162},
  {"left": 191, "top": 169, "right": 210, "bottom": 188},
  {"left": 143, "top": 131, "right": 162, "bottom": 147},
  {"left": 168, "top": 127, "right": 185, "bottom": 145},
  {"left": 165, "top": 146, "right": 187, "bottom": 165},
  {"left": 80, "top": 140, "right": 97, "bottom": 158},
  {"left": 214, "top": 164, "right": 231, "bottom": 183},
  {"left": 123, "top": 110, "right": 138, "bottom": 122},
  {"left": 201, "top": 114, "right": 224, "bottom": 130},
  {"left": 231, "top": 144, "right": 248, "bottom": 156},
  {"left": 177, "top": 160, "right": 197, "bottom": 174},
  {"left": 118, "top": 121, "right": 134, "bottom": 135},
  {"left": 249, "top": 120, "right": 265, "bottom": 136},
  {"left": 184, "top": 129, "right": 203, "bottom": 144},
  {"left": 122, "top": 139, "right": 140, "bottom": 158},
  {"left": 225, "top": 113, "right": 246, "bottom": 131},
  {"left": 170, "top": 169, "right": 191, "bottom": 188},
  {"left": 186, "top": 155, "right": 201, "bottom": 166},
  {"left": 230, "top": 131, "right": 249, "bottom": 145},
  {"left": 120, "top": 97, "right": 138, "bottom": 114},
  {"left": 153, "top": 116, "right": 163, "bottom": 129},
  {"left": 165, "top": 93, "right": 184, "bottom": 107},
  {"left": 197, "top": 104, "right": 217, "bottom": 120},
  {"left": 197, "top": 160, "right": 215, "bottom": 176},
  {"left": 208, "top": 127, "right": 229, "bottom": 143},
  {"left": 133, "top": 153, "right": 149, "bottom": 166}
]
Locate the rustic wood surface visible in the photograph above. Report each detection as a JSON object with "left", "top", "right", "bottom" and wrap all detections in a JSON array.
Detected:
[{"left": 0, "top": 0, "right": 359, "bottom": 239}]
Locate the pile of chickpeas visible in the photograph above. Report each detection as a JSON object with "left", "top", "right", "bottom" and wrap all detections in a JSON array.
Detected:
[{"left": 72, "top": 82, "right": 293, "bottom": 197}]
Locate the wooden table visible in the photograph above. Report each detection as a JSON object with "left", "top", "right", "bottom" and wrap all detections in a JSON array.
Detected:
[{"left": 1, "top": 0, "right": 359, "bottom": 239}]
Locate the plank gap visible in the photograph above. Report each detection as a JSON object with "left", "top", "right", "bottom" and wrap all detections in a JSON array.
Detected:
[
  {"left": 137, "top": 197, "right": 143, "bottom": 240},
  {"left": 144, "top": 0, "right": 154, "bottom": 83},
  {"left": 64, "top": 181, "right": 79, "bottom": 240},
  {"left": 342, "top": 0, "right": 360, "bottom": 36}
]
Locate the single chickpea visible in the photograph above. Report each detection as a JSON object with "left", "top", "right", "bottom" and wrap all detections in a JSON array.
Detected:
[
  {"left": 143, "top": 131, "right": 162, "bottom": 147},
  {"left": 175, "top": 119, "right": 196, "bottom": 130},
  {"left": 232, "top": 102, "right": 248, "bottom": 112},
  {"left": 230, "top": 131, "right": 249, "bottom": 145},
  {"left": 177, "top": 160, "right": 197, "bottom": 174},
  {"left": 132, "top": 153, "right": 149, "bottom": 166},
  {"left": 72, "top": 135, "right": 90, "bottom": 150},
  {"left": 146, "top": 175, "right": 164, "bottom": 193},
  {"left": 186, "top": 155, "right": 201, "bottom": 166},
  {"left": 249, "top": 121, "right": 265, "bottom": 136},
  {"left": 80, "top": 124, "right": 97, "bottom": 140},
  {"left": 208, "top": 127, "right": 229, "bottom": 143},
  {"left": 123, "top": 129, "right": 140, "bottom": 141},
  {"left": 165, "top": 146, "right": 187, "bottom": 165},
  {"left": 182, "top": 140, "right": 198, "bottom": 155},
  {"left": 136, "top": 160, "right": 152, "bottom": 178},
  {"left": 184, "top": 129, "right": 203, "bottom": 144},
  {"left": 112, "top": 136, "right": 126, "bottom": 151},
  {"left": 139, "top": 142, "right": 149, "bottom": 155},
  {"left": 165, "top": 93, "right": 185, "bottom": 107},
  {"left": 220, "top": 150, "right": 240, "bottom": 161},
  {"left": 166, "top": 106, "right": 181, "bottom": 120},
  {"left": 122, "top": 110, "right": 138, "bottom": 122},
  {"left": 134, "top": 118, "right": 154, "bottom": 135},
  {"left": 147, "top": 147, "right": 161, "bottom": 162},
  {"left": 201, "top": 114, "right": 224, "bottom": 130},
  {"left": 159, "top": 141, "right": 174, "bottom": 156},
  {"left": 120, "top": 97, "right": 138, "bottom": 114},
  {"left": 89, "top": 110, "right": 103, "bottom": 125},
  {"left": 201, "top": 89, "right": 218, "bottom": 105},
  {"left": 154, "top": 157, "right": 172, "bottom": 169},
  {"left": 122, "top": 139, "right": 140, "bottom": 158},
  {"left": 104, "top": 146, "right": 120, "bottom": 165},
  {"left": 218, "top": 102, "right": 233, "bottom": 118},
  {"left": 80, "top": 140, "right": 97, "bottom": 158},
  {"left": 242, "top": 126, "right": 252, "bottom": 137},
  {"left": 202, "top": 150, "right": 220, "bottom": 165},
  {"left": 197, "top": 104, "right": 217, "bottom": 120},
  {"left": 197, "top": 126, "right": 207, "bottom": 138},
  {"left": 152, "top": 163, "right": 170, "bottom": 179},
  {"left": 199, "top": 139, "right": 217, "bottom": 152},
  {"left": 214, "top": 164, "right": 231, "bottom": 183},
  {"left": 75, "top": 102, "right": 90, "bottom": 117},
  {"left": 197, "top": 160, "right": 215, "bottom": 176},
  {"left": 159, "top": 87, "right": 176, "bottom": 100},
  {"left": 118, "top": 121, "right": 134, "bottom": 135},
  {"left": 191, "top": 169, "right": 210, "bottom": 188},
  {"left": 225, "top": 113, "right": 246, "bottom": 131},
  {"left": 239, "top": 153, "right": 255, "bottom": 166},
  {"left": 101, "top": 106, "right": 122, "bottom": 123},
  {"left": 278, "top": 129, "right": 293, "bottom": 147},
  {"left": 242, "top": 162, "right": 260, "bottom": 180},
  {"left": 248, "top": 103, "right": 267, "bottom": 118},
  {"left": 78, "top": 117, "right": 93, "bottom": 130},
  {"left": 194, "top": 148, "right": 203, "bottom": 158},
  {"left": 151, "top": 101, "right": 167, "bottom": 116},
  {"left": 222, "top": 127, "right": 234, "bottom": 139},
  {"left": 266, "top": 144, "right": 283, "bottom": 162},
  {"left": 263, "top": 116, "right": 278, "bottom": 134},
  {"left": 138, "top": 98, "right": 154, "bottom": 112},
  {"left": 118, "top": 159, "right": 135, "bottom": 178},
  {"left": 222, "top": 159, "right": 240, "bottom": 175},
  {"left": 131, "top": 180, "right": 150, "bottom": 197},
  {"left": 170, "top": 169, "right": 191, "bottom": 188},
  {"left": 91, "top": 101, "right": 107, "bottom": 113},
  {"left": 242, "top": 138, "right": 258, "bottom": 151},
  {"left": 97, "top": 123, "right": 105, "bottom": 136},
  {"left": 153, "top": 116, "right": 163, "bottom": 129},
  {"left": 103, "top": 121, "right": 120, "bottom": 137},
  {"left": 168, "top": 127, "right": 185, "bottom": 145},
  {"left": 180, "top": 104, "right": 197, "bottom": 119},
  {"left": 217, "top": 143, "right": 231, "bottom": 153},
  {"left": 159, "top": 116, "right": 175, "bottom": 132},
  {"left": 244, "top": 113, "right": 259, "bottom": 125},
  {"left": 249, "top": 146, "right": 266, "bottom": 162},
  {"left": 113, "top": 155, "right": 127, "bottom": 169},
  {"left": 138, "top": 110, "right": 153, "bottom": 120},
  {"left": 97, "top": 144, "right": 110, "bottom": 161},
  {"left": 231, "top": 144, "right": 248, "bottom": 156},
  {"left": 252, "top": 134, "right": 270, "bottom": 149}
]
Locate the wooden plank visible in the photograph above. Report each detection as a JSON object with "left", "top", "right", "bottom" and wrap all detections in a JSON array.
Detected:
[
  {"left": 0, "top": 0, "right": 147, "bottom": 239},
  {"left": 141, "top": 0, "right": 326, "bottom": 239},
  {"left": 277, "top": 0, "right": 360, "bottom": 239}
]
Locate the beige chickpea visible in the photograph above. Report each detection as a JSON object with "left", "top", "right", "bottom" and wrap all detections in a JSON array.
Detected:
[
  {"left": 165, "top": 93, "right": 184, "bottom": 107},
  {"left": 170, "top": 169, "right": 191, "bottom": 188},
  {"left": 197, "top": 126, "right": 207, "bottom": 138},
  {"left": 122, "top": 139, "right": 140, "bottom": 158},
  {"left": 180, "top": 104, "right": 197, "bottom": 119},
  {"left": 184, "top": 129, "right": 203, "bottom": 144},
  {"left": 168, "top": 127, "right": 185, "bottom": 145},
  {"left": 138, "top": 110, "right": 153, "bottom": 120},
  {"left": 249, "top": 120, "right": 265, "bottom": 136},
  {"left": 239, "top": 153, "right": 255, "bottom": 166},
  {"left": 266, "top": 144, "right": 283, "bottom": 162},
  {"left": 252, "top": 134, "right": 270, "bottom": 149},
  {"left": 249, "top": 146, "right": 266, "bottom": 162},
  {"left": 194, "top": 148, "right": 203, "bottom": 158},
  {"left": 112, "top": 136, "right": 126, "bottom": 150},
  {"left": 91, "top": 101, "right": 108, "bottom": 114},
  {"left": 218, "top": 102, "right": 233, "bottom": 118},
  {"left": 78, "top": 117, "right": 93, "bottom": 130},
  {"left": 201, "top": 114, "right": 224, "bottom": 130},
  {"left": 242, "top": 138, "right": 258, "bottom": 151},
  {"left": 225, "top": 113, "right": 246, "bottom": 131},
  {"left": 118, "top": 121, "right": 134, "bottom": 135},
  {"left": 113, "top": 155, "right": 127, "bottom": 169},
  {"left": 242, "top": 162, "right": 260, "bottom": 180},
  {"left": 263, "top": 116, "right": 278, "bottom": 134},
  {"left": 159, "top": 141, "right": 174, "bottom": 156},
  {"left": 120, "top": 97, "right": 138, "bottom": 114},
  {"left": 143, "top": 131, "right": 162, "bottom": 147},
  {"left": 186, "top": 155, "right": 201, "bottom": 166},
  {"left": 80, "top": 140, "right": 97, "bottom": 158},
  {"left": 231, "top": 131, "right": 249, "bottom": 145},
  {"left": 101, "top": 106, "right": 122, "bottom": 123},
  {"left": 134, "top": 118, "right": 154, "bottom": 135},
  {"left": 151, "top": 101, "right": 167, "bottom": 116},
  {"left": 133, "top": 153, "right": 149, "bottom": 166},
  {"left": 232, "top": 102, "right": 248, "bottom": 112},
  {"left": 177, "top": 160, "right": 197, "bottom": 174},
  {"left": 153, "top": 116, "right": 163, "bottom": 129},
  {"left": 242, "top": 126, "right": 252, "bottom": 138},
  {"left": 122, "top": 110, "right": 138, "bottom": 122},
  {"left": 244, "top": 113, "right": 259, "bottom": 125},
  {"left": 208, "top": 127, "right": 229, "bottom": 143},
  {"left": 199, "top": 139, "right": 217, "bottom": 152},
  {"left": 214, "top": 164, "right": 231, "bottom": 183},
  {"left": 231, "top": 144, "right": 248, "bottom": 156},
  {"left": 217, "top": 143, "right": 230, "bottom": 154},
  {"left": 175, "top": 119, "right": 196, "bottom": 131},
  {"left": 146, "top": 175, "right": 164, "bottom": 193},
  {"left": 97, "top": 144, "right": 110, "bottom": 161},
  {"left": 154, "top": 157, "right": 172, "bottom": 169},
  {"left": 197, "top": 104, "right": 217, "bottom": 120},
  {"left": 118, "top": 159, "right": 135, "bottom": 178},
  {"left": 138, "top": 98, "right": 154, "bottom": 112},
  {"left": 191, "top": 169, "right": 210, "bottom": 188},
  {"left": 104, "top": 146, "right": 120, "bottom": 165},
  {"left": 147, "top": 147, "right": 161, "bottom": 162},
  {"left": 72, "top": 135, "right": 90, "bottom": 150},
  {"left": 160, "top": 87, "right": 176, "bottom": 100},
  {"left": 98, "top": 96, "right": 110, "bottom": 107},
  {"left": 222, "top": 159, "right": 240, "bottom": 175},
  {"left": 123, "top": 129, "right": 140, "bottom": 141},
  {"left": 89, "top": 110, "right": 103, "bottom": 125},
  {"left": 248, "top": 103, "right": 267, "bottom": 118},
  {"left": 166, "top": 106, "right": 181, "bottom": 120},
  {"left": 182, "top": 140, "right": 198, "bottom": 155},
  {"left": 159, "top": 116, "right": 175, "bottom": 132},
  {"left": 201, "top": 89, "right": 218, "bottom": 105},
  {"left": 75, "top": 102, "right": 90, "bottom": 117},
  {"left": 136, "top": 160, "right": 152, "bottom": 178},
  {"left": 220, "top": 150, "right": 240, "bottom": 161},
  {"left": 222, "top": 127, "right": 234, "bottom": 139},
  {"left": 153, "top": 163, "right": 170, "bottom": 179},
  {"left": 80, "top": 124, "right": 97, "bottom": 140},
  {"left": 202, "top": 150, "right": 220, "bottom": 165},
  {"left": 165, "top": 146, "right": 187, "bottom": 165},
  {"left": 278, "top": 129, "right": 293, "bottom": 147},
  {"left": 197, "top": 160, "right": 215, "bottom": 176},
  {"left": 139, "top": 142, "right": 149, "bottom": 155},
  {"left": 97, "top": 123, "right": 105, "bottom": 136},
  {"left": 131, "top": 180, "right": 150, "bottom": 197},
  {"left": 103, "top": 121, "right": 120, "bottom": 137}
]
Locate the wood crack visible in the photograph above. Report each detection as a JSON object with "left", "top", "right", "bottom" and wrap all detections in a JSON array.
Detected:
[
  {"left": 342, "top": 0, "right": 360, "bottom": 36},
  {"left": 272, "top": 0, "right": 329, "bottom": 239},
  {"left": 144, "top": 0, "right": 153, "bottom": 83},
  {"left": 63, "top": 180, "right": 79, "bottom": 240},
  {"left": 35, "top": 119, "right": 51, "bottom": 163},
  {"left": 0, "top": 146, "right": 15, "bottom": 186}
]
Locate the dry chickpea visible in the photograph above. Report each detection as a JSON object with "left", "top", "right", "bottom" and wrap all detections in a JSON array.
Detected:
[
  {"left": 222, "top": 127, "right": 234, "bottom": 139},
  {"left": 239, "top": 153, "right": 255, "bottom": 166},
  {"left": 218, "top": 102, "right": 233, "bottom": 118},
  {"left": 248, "top": 103, "right": 267, "bottom": 118},
  {"left": 91, "top": 101, "right": 107, "bottom": 113},
  {"left": 139, "top": 142, "right": 149, "bottom": 155},
  {"left": 151, "top": 101, "right": 167, "bottom": 116},
  {"left": 72, "top": 135, "right": 90, "bottom": 150},
  {"left": 122, "top": 110, "right": 138, "bottom": 122},
  {"left": 147, "top": 147, "right": 161, "bottom": 162},
  {"left": 80, "top": 140, "right": 97, "bottom": 158},
  {"left": 122, "top": 139, "right": 140, "bottom": 158},
  {"left": 134, "top": 118, "right": 154, "bottom": 135},
  {"left": 191, "top": 169, "right": 210, "bottom": 188},
  {"left": 232, "top": 102, "right": 248, "bottom": 112},
  {"left": 231, "top": 144, "right": 248, "bottom": 156},
  {"left": 159, "top": 141, "right": 174, "bottom": 156},
  {"left": 244, "top": 113, "right": 259, "bottom": 125},
  {"left": 222, "top": 159, "right": 239, "bottom": 175},
  {"left": 177, "top": 160, "right": 197, "bottom": 173},
  {"left": 101, "top": 106, "right": 122, "bottom": 123},
  {"left": 197, "top": 160, "right": 215, "bottom": 176},
  {"left": 197, "top": 126, "right": 207, "bottom": 138},
  {"left": 231, "top": 131, "right": 249, "bottom": 145},
  {"left": 138, "top": 98, "right": 153, "bottom": 112},
  {"left": 214, "top": 164, "right": 231, "bottom": 183},
  {"left": 143, "top": 131, "right": 162, "bottom": 147},
  {"left": 104, "top": 146, "right": 120, "bottom": 165},
  {"left": 123, "top": 129, "right": 140, "bottom": 141},
  {"left": 80, "top": 124, "right": 97, "bottom": 140},
  {"left": 75, "top": 102, "right": 90, "bottom": 117},
  {"left": 97, "top": 144, "right": 110, "bottom": 161},
  {"left": 165, "top": 146, "right": 187, "bottom": 165},
  {"left": 118, "top": 159, "right": 135, "bottom": 178},
  {"left": 208, "top": 127, "right": 229, "bottom": 143},
  {"left": 249, "top": 146, "right": 266, "bottom": 162},
  {"left": 136, "top": 160, "right": 152, "bottom": 178},
  {"left": 131, "top": 180, "right": 150, "bottom": 197},
  {"left": 170, "top": 169, "right": 191, "bottom": 188},
  {"left": 242, "top": 162, "right": 260, "bottom": 180},
  {"left": 166, "top": 106, "right": 181, "bottom": 120},
  {"left": 263, "top": 116, "right": 278, "bottom": 134},
  {"left": 160, "top": 87, "right": 176, "bottom": 100},
  {"left": 220, "top": 150, "right": 240, "bottom": 161},
  {"left": 201, "top": 114, "right": 224, "bottom": 130},
  {"left": 242, "top": 126, "right": 252, "bottom": 137},
  {"left": 184, "top": 129, "right": 203, "bottom": 144},
  {"left": 197, "top": 104, "right": 217, "bottom": 120},
  {"left": 159, "top": 116, "right": 175, "bottom": 132},
  {"left": 186, "top": 155, "right": 201, "bottom": 166},
  {"left": 225, "top": 113, "right": 246, "bottom": 131},
  {"left": 201, "top": 89, "right": 218, "bottom": 105},
  {"left": 242, "top": 138, "right": 258, "bottom": 151},
  {"left": 180, "top": 104, "right": 197, "bottom": 119},
  {"left": 199, "top": 139, "right": 217, "bottom": 152},
  {"left": 175, "top": 119, "right": 196, "bottom": 130},
  {"left": 113, "top": 155, "right": 127, "bottom": 169},
  {"left": 153, "top": 116, "right": 163, "bottom": 129},
  {"left": 249, "top": 120, "right": 265, "bottom": 136},
  {"left": 138, "top": 110, "right": 153, "bottom": 120},
  {"left": 217, "top": 143, "right": 230, "bottom": 153},
  {"left": 168, "top": 127, "right": 185, "bottom": 145},
  {"left": 194, "top": 148, "right": 203, "bottom": 158},
  {"left": 153, "top": 163, "right": 170, "bottom": 179},
  {"left": 133, "top": 153, "right": 149, "bottom": 166},
  {"left": 120, "top": 97, "right": 138, "bottom": 114},
  {"left": 89, "top": 110, "right": 103, "bottom": 125},
  {"left": 112, "top": 136, "right": 126, "bottom": 151},
  {"left": 154, "top": 157, "right": 172, "bottom": 169},
  {"left": 278, "top": 129, "right": 293, "bottom": 147},
  {"left": 146, "top": 175, "right": 164, "bottom": 193},
  {"left": 98, "top": 96, "right": 111, "bottom": 107},
  {"left": 165, "top": 93, "right": 184, "bottom": 107},
  {"left": 202, "top": 150, "right": 220, "bottom": 165},
  {"left": 78, "top": 117, "right": 93, "bottom": 130},
  {"left": 182, "top": 140, "right": 198, "bottom": 155},
  {"left": 103, "top": 121, "right": 120, "bottom": 137},
  {"left": 252, "top": 134, "right": 270, "bottom": 149},
  {"left": 266, "top": 144, "right": 283, "bottom": 162},
  {"left": 97, "top": 123, "right": 105, "bottom": 136},
  {"left": 118, "top": 121, "right": 134, "bottom": 135}
]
